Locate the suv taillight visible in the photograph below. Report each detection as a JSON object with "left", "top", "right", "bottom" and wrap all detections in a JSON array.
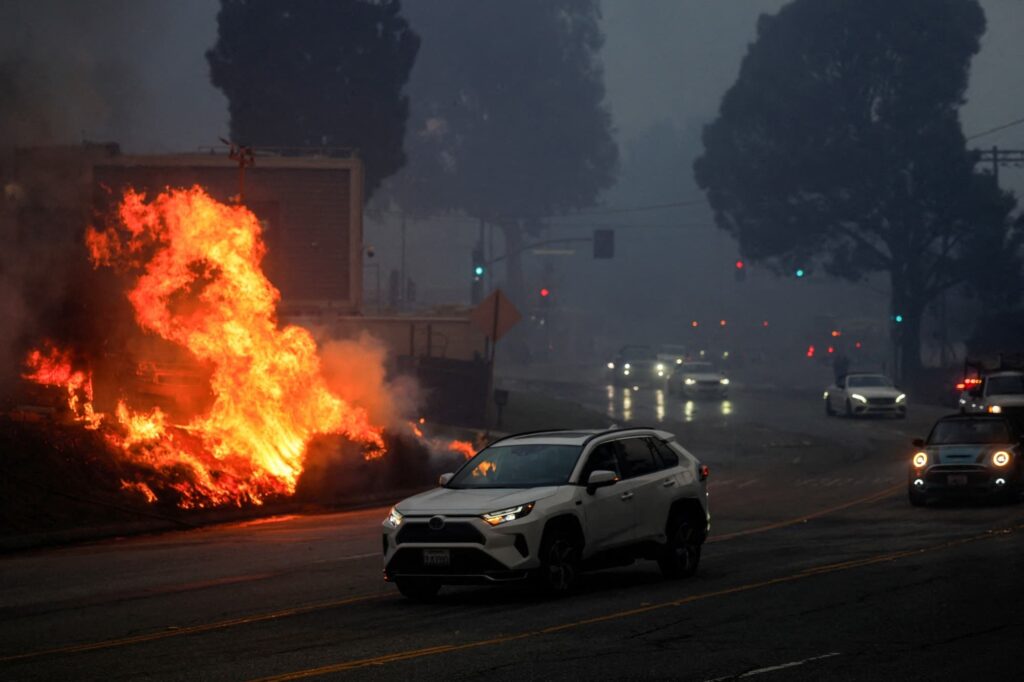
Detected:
[{"left": 699, "top": 464, "right": 710, "bottom": 481}]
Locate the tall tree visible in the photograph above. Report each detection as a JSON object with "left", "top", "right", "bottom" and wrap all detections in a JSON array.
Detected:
[
  {"left": 206, "top": 0, "right": 420, "bottom": 199},
  {"left": 392, "top": 0, "right": 618, "bottom": 301},
  {"left": 694, "top": 0, "right": 1019, "bottom": 378}
]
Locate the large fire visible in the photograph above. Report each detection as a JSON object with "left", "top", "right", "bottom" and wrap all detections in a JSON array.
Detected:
[{"left": 22, "top": 187, "right": 385, "bottom": 508}]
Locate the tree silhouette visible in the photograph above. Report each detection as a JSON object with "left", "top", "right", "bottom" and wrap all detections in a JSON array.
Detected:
[
  {"left": 391, "top": 0, "right": 618, "bottom": 302},
  {"left": 695, "top": 0, "right": 1018, "bottom": 377},
  {"left": 207, "top": 0, "right": 420, "bottom": 200}
]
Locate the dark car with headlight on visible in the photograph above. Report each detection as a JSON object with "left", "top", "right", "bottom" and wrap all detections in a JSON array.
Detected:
[{"left": 908, "top": 414, "right": 1022, "bottom": 506}]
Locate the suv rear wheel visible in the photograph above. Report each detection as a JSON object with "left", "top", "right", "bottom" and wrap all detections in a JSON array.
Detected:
[
  {"left": 535, "top": 528, "right": 582, "bottom": 596},
  {"left": 658, "top": 516, "right": 701, "bottom": 578}
]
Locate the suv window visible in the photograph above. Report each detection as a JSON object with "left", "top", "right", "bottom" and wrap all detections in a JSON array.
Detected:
[
  {"left": 581, "top": 442, "right": 620, "bottom": 482},
  {"left": 647, "top": 438, "right": 679, "bottom": 468},
  {"left": 618, "top": 438, "right": 658, "bottom": 479}
]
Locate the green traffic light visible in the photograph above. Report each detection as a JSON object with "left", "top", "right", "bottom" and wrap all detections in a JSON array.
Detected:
[
  {"left": 474, "top": 266, "right": 484, "bottom": 277},
  {"left": 795, "top": 268, "right": 805, "bottom": 278},
  {"left": 894, "top": 314, "right": 904, "bottom": 323}
]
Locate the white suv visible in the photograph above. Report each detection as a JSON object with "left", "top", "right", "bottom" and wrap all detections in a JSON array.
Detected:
[{"left": 382, "top": 428, "right": 711, "bottom": 599}]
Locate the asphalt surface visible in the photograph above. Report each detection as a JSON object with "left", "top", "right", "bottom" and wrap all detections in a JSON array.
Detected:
[{"left": 2, "top": 381, "right": 1021, "bottom": 681}]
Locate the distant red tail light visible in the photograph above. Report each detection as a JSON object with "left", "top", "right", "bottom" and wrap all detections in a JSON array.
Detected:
[{"left": 699, "top": 464, "right": 710, "bottom": 481}]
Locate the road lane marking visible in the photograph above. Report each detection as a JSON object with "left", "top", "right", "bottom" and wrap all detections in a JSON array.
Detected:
[
  {"left": 704, "top": 651, "right": 841, "bottom": 681},
  {"left": 0, "top": 593, "right": 384, "bottom": 664},
  {"left": 708, "top": 484, "right": 901, "bottom": 543},
  {"left": 0, "top": 484, "right": 898, "bottom": 664},
  {"left": 250, "top": 524, "right": 1022, "bottom": 681}
]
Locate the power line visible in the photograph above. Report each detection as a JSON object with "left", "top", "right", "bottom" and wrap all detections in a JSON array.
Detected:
[
  {"left": 376, "top": 197, "right": 709, "bottom": 223},
  {"left": 967, "top": 115, "right": 1024, "bottom": 141}
]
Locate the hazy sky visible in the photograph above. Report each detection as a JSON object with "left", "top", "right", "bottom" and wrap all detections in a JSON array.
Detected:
[
  {"left": 4, "top": 0, "right": 1018, "bottom": 186},
  {"left": 2, "top": 0, "right": 1021, "bottom": 340}
]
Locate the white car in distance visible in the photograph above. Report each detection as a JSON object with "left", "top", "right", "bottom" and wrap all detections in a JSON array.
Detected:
[
  {"left": 381, "top": 428, "right": 710, "bottom": 600},
  {"left": 825, "top": 372, "right": 906, "bottom": 418},
  {"left": 672, "top": 361, "right": 729, "bottom": 398}
]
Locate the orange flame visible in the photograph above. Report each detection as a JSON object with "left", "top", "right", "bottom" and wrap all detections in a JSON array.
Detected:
[
  {"left": 24, "top": 186, "right": 386, "bottom": 508},
  {"left": 448, "top": 439, "right": 477, "bottom": 459},
  {"left": 22, "top": 344, "right": 102, "bottom": 430}
]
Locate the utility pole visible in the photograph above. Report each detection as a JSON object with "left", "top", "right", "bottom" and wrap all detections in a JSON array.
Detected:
[
  {"left": 400, "top": 212, "right": 407, "bottom": 308},
  {"left": 220, "top": 138, "right": 255, "bottom": 203}
]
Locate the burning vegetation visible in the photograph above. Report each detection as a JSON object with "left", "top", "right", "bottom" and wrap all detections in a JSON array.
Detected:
[{"left": 20, "top": 186, "right": 389, "bottom": 509}]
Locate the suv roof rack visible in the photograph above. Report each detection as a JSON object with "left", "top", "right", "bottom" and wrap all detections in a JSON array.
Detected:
[
  {"left": 581, "top": 426, "right": 658, "bottom": 446},
  {"left": 485, "top": 428, "right": 569, "bottom": 448}
]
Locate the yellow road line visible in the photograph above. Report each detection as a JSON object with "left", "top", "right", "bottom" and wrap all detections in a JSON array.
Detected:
[
  {"left": 252, "top": 523, "right": 1022, "bottom": 681},
  {"left": 0, "top": 593, "right": 383, "bottom": 664},
  {"left": 0, "top": 483, "right": 901, "bottom": 664},
  {"left": 708, "top": 483, "right": 902, "bottom": 543}
]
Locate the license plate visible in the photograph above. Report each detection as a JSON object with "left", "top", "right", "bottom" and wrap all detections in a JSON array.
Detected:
[
  {"left": 422, "top": 549, "right": 450, "bottom": 567},
  {"left": 947, "top": 474, "right": 968, "bottom": 486}
]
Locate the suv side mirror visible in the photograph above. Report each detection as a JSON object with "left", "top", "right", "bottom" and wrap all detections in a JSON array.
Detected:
[
  {"left": 912, "top": 438, "right": 925, "bottom": 448},
  {"left": 438, "top": 472, "right": 454, "bottom": 486},
  {"left": 586, "top": 470, "right": 618, "bottom": 494}
]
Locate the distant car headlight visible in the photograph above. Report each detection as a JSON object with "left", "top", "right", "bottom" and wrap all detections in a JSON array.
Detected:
[
  {"left": 623, "top": 369, "right": 631, "bottom": 376},
  {"left": 684, "top": 378, "right": 696, "bottom": 385},
  {"left": 895, "top": 393, "right": 906, "bottom": 403},
  {"left": 851, "top": 393, "right": 867, "bottom": 403},
  {"left": 912, "top": 452, "right": 928, "bottom": 468},
  {"left": 676, "top": 358, "right": 683, "bottom": 365},
  {"left": 720, "top": 378, "right": 730, "bottom": 385},
  {"left": 656, "top": 363, "right": 665, "bottom": 372},
  {"left": 993, "top": 451, "right": 1011, "bottom": 467},
  {"left": 607, "top": 362, "right": 615, "bottom": 370},
  {"left": 988, "top": 405, "right": 1003, "bottom": 414},
  {"left": 624, "top": 363, "right": 631, "bottom": 370},
  {"left": 384, "top": 506, "right": 403, "bottom": 528},
  {"left": 823, "top": 391, "right": 830, "bottom": 400},
  {"left": 482, "top": 502, "right": 535, "bottom": 526}
]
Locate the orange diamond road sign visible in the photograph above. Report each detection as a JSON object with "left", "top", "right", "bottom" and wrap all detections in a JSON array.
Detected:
[{"left": 470, "top": 289, "right": 521, "bottom": 342}]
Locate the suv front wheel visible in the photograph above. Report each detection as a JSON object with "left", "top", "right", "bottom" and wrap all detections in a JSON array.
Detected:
[
  {"left": 535, "top": 528, "right": 582, "bottom": 596},
  {"left": 658, "top": 516, "right": 702, "bottom": 579}
]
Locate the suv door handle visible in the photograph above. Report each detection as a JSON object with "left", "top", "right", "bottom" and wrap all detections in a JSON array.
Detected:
[
  {"left": 662, "top": 479, "right": 676, "bottom": 487},
  {"left": 619, "top": 491, "right": 634, "bottom": 501}
]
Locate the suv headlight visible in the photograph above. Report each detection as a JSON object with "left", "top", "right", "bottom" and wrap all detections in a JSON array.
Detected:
[
  {"left": 912, "top": 452, "right": 928, "bottom": 468},
  {"left": 993, "top": 451, "right": 1011, "bottom": 467},
  {"left": 684, "top": 378, "right": 696, "bottom": 385},
  {"left": 988, "top": 405, "right": 1003, "bottom": 414},
  {"left": 482, "top": 502, "right": 535, "bottom": 526},
  {"left": 384, "top": 506, "right": 403, "bottom": 529},
  {"left": 720, "top": 378, "right": 730, "bottom": 385},
  {"left": 656, "top": 363, "right": 665, "bottom": 372},
  {"left": 851, "top": 393, "right": 868, "bottom": 403},
  {"left": 896, "top": 393, "right": 906, "bottom": 403}
]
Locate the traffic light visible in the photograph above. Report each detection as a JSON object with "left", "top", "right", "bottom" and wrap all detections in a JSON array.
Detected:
[
  {"left": 794, "top": 268, "right": 806, "bottom": 278},
  {"left": 893, "top": 314, "right": 904, "bottom": 323},
  {"left": 593, "top": 229, "right": 614, "bottom": 259},
  {"left": 471, "top": 247, "right": 485, "bottom": 304},
  {"left": 539, "top": 287, "right": 551, "bottom": 299},
  {"left": 734, "top": 259, "right": 746, "bottom": 282}
]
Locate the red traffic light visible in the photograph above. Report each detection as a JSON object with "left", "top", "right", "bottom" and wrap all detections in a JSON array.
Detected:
[
  {"left": 539, "top": 288, "right": 550, "bottom": 298},
  {"left": 735, "top": 260, "right": 744, "bottom": 269}
]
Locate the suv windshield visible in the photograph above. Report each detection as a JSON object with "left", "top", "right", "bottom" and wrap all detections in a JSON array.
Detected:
[
  {"left": 448, "top": 444, "right": 582, "bottom": 489},
  {"left": 929, "top": 420, "right": 1011, "bottom": 445},
  {"left": 987, "top": 375, "right": 1024, "bottom": 395},
  {"left": 847, "top": 375, "right": 892, "bottom": 387}
]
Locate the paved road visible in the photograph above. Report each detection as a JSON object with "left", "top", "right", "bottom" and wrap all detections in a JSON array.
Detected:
[{"left": 2, "top": 383, "right": 1021, "bottom": 680}]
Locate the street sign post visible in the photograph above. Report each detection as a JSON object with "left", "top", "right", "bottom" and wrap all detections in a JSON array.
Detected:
[{"left": 469, "top": 289, "right": 521, "bottom": 434}]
